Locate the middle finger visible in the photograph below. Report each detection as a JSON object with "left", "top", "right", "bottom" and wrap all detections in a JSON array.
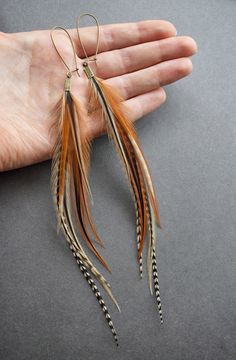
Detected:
[{"left": 85, "top": 36, "right": 197, "bottom": 79}]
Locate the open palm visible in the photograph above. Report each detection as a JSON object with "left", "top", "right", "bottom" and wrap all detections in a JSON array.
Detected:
[{"left": 0, "top": 20, "right": 197, "bottom": 171}]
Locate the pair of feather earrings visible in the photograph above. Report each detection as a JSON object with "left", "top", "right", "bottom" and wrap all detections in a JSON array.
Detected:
[{"left": 50, "top": 13, "right": 163, "bottom": 346}]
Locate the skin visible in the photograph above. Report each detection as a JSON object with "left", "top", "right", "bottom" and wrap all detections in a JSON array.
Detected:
[{"left": 0, "top": 20, "right": 197, "bottom": 171}]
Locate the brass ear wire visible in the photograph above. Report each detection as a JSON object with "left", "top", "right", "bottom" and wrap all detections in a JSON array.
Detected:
[
  {"left": 50, "top": 26, "right": 80, "bottom": 78},
  {"left": 76, "top": 13, "right": 100, "bottom": 63}
]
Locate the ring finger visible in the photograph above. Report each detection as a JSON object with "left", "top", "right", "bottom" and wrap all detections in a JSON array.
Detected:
[{"left": 105, "top": 57, "right": 193, "bottom": 100}]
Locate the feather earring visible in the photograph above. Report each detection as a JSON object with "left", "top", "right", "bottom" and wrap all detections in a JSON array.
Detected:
[
  {"left": 77, "top": 14, "right": 163, "bottom": 323},
  {"left": 50, "top": 27, "right": 119, "bottom": 345}
]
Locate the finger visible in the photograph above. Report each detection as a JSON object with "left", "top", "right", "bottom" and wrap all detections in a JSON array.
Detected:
[
  {"left": 106, "top": 57, "right": 193, "bottom": 100},
  {"left": 68, "top": 20, "right": 176, "bottom": 56},
  {"left": 92, "top": 36, "right": 197, "bottom": 79},
  {"left": 124, "top": 88, "right": 166, "bottom": 122}
]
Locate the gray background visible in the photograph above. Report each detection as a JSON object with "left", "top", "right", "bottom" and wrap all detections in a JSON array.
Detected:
[{"left": 0, "top": 0, "right": 236, "bottom": 359}]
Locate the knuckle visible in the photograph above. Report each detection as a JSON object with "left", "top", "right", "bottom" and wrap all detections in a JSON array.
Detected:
[{"left": 119, "top": 47, "right": 133, "bottom": 73}]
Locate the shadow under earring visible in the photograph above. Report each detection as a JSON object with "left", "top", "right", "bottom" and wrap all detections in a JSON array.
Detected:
[
  {"left": 77, "top": 14, "right": 163, "bottom": 323},
  {"left": 50, "top": 27, "right": 119, "bottom": 345}
]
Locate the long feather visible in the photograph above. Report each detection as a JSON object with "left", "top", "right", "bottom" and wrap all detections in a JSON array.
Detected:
[
  {"left": 51, "top": 76, "right": 120, "bottom": 310},
  {"left": 82, "top": 63, "right": 163, "bottom": 321}
]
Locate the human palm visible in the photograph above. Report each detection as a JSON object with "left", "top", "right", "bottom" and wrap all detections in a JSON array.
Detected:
[{"left": 0, "top": 20, "right": 197, "bottom": 171}]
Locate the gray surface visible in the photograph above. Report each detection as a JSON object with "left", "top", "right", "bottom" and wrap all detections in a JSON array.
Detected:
[{"left": 0, "top": 0, "right": 236, "bottom": 359}]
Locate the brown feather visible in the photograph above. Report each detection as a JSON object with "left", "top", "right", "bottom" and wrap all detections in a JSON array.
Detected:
[
  {"left": 51, "top": 88, "right": 109, "bottom": 270},
  {"left": 87, "top": 74, "right": 161, "bottom": 261},
  {"left": 95, "top": 78, "right": 161, "bottom": 227}
]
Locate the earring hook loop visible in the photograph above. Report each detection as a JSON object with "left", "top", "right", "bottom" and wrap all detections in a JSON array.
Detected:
[
  {"left": 76, "top": 13, "right": 100, "bottom": 63},
  {"left": 50, "top": 26, "right": 79, "bottom": 77}
]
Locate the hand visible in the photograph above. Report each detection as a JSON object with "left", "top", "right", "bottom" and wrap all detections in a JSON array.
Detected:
[{"left": 0, "top": 20, "right": 197, "bottom": 171}]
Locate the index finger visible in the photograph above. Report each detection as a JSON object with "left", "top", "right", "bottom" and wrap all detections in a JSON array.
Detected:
[{"left": 68, "top": 20, "right": 177, "bottom": 58}]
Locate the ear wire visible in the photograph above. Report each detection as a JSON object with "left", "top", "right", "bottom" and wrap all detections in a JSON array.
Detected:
[
  {"left": 76, "top": 13, "right": 100, "bottom": 63},
  {"left": 50, "top": 26, "right": 80, "bottom": 77}
]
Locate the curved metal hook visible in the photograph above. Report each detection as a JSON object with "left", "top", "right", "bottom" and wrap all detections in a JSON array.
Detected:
[
  {"left": 50, "top": 26, "right": 79, "bottom": 77},
  {"left": 76, "top": 13, "right": 100, "bottom": 62}
]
